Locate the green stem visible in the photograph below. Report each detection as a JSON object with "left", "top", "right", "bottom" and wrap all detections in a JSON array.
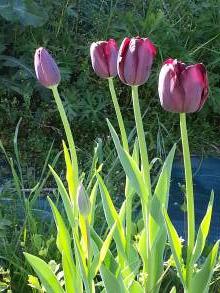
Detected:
[
  {"left": 131, "top": 86, "right": 151, "bottom": 292},
  {"left": 179, "top": 113, "right": 195, "bottom": 267},
  {"left": 108, "top": 78, "right": 129, "bottom": 152},
  {"left": 131, "top": 86, "right": 151, "bottom": 197},
  {"left": 85, "top": 218, "right": 92, "bottom": 292},
  {"left": 108, "top": 78, "right": 132, "bottom": 256},
  {"left": 51, "top": 86, "right": 78, "bottom": 188}
]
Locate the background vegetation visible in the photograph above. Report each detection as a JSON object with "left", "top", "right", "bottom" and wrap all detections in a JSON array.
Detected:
[{"left": 0, "top": 0, "right": 220, "bottom": 291}]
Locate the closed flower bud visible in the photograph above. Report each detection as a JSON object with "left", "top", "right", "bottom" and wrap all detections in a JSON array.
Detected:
[
  {"left": 117, "top": 36, "right": 156, "bottom": 86},
  {"left": 90, "top": 39, "right": 118, "bottom": 79},
  {"left": 158, "top": 59, "right": 208, "bottom": 113},
  {"left": 77, "top": 183, "right": 91, "bottom": 217},
  {"left": 34, "top": 47, "right": 61, "bottom": 88}
]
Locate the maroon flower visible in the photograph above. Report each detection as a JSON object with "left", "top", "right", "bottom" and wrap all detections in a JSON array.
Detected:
[
  {"left": 90, "top": 39, "right": 118, "bottom": 79},
  {"left": 117, "top": 36, "right": 156, "bottom": 86},
  {"left": 34, "top": 47, "right": 61, "bottom": 88},
  {"left": 158, "top": 59, "right": 208, "bottom": 113}
]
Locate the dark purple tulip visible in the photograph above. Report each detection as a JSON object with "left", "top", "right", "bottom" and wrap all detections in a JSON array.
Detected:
[
  {"left": 158, "top": 59, "right": 208, "bottom": 113},
  {"left": 34, "top": 47, "right": 61, "bottom": 88},
  {"left": 117, "top": 36, "right": 156, "bottom": 86},
  {"left": 90, "top": 39, "right": 118, "bottom": 79}
]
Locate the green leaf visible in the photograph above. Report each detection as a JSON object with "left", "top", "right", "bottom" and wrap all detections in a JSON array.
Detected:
[
  {"left": 107, "top": 120, "right": 147, "bottom": 206},
  {"left": 147, "top": 145, "right": 176, "bottom": 291},
  {"left": 49, "top": 165, "right": 75, "bottom": 226},
  {"left": 90, "top": 227, "right": 119, "bottom": 275},
  {"left": 48, "top": 198, "right": 82, "bottom": 292},
  {"left": 163, "top": 209, "right": 185, "bottom": 284},
  {"left": 169, "top": 287, "right": 176, "bottom": 293},
  {"left": 97, "top": 174, "right": 126, "bottom": 258},
  {"left": 91, "top": 221, "right": 117, "bottom": 278},
  {"left": 129, "top": 281, "right": 144, "bottom": 293},
  {"left": 24, "top": 253, "right": 64, "bottom": 293},
  {"left": 88, "top": 180, "right": 98, "bottom": 226},
  {"left": 190, "top": 191, "right": 214, "bottom": 266},
  {"left": 100, "top": 265, "right": 126, "bottom": 293},
  {"left": 149, "top": 144, "right": 176, "bottom": 249},
  {"left": 62, "top": 252, "right": 83, "bottom": 293},
  {"left": 189, "top": 240, "right": 219, "bottom": 293}
]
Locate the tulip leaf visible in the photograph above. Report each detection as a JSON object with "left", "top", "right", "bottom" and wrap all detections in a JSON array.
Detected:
[
  {"left": 24, "top": 253, "right": 64, "bottom": 293},
  {"left": 149, "top": 144, "right": 176, "bottom": 249},
  {"left": 169, "top": 287, "right": 176, "bottom": 293},
  {"left": 189, "top": 240, "right": 219, "bottom": 293},
  {"left": 62, "top": 251, "right": 83, "bottom": 293},
  {"left": 100, "top": 265, "right": 126, "bottom": 293},
  {"left": 129, "top": 281, "right": 144, "bottom": 293},
  {"left": 88, "top": 180, "right": 98, "bottom": 226},
  {"left": 190, "top": 191, "right": 214, "bottom": 266},
  {"left": 90, "top": 227, "right": 119, "bottom": 275},
  {"left": 63, "top": 140, "right": 76, "bottom": 201},
  {"left": 97, "top": 174, "right": 126, "bottom": 258},
  {"left": 163, "top": 209, "right": 185, "bottom": 285},
  {"left": 47, "top": 198, "right": 82, "bottom": 292},
  {"left": 49, "top": 165, "right": 75, "bottom": 226},
  {"left": 107, "top": 119, "right": 147, "bottom": 206},
  {"left": 90, "top": 221, "right": 117, "bottom": 278}
]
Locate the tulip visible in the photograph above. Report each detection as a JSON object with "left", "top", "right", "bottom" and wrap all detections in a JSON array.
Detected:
[
  {"left": 90, "top": 39, "right": 118, "bottom": 79},
  {"left": 158, "top": 58, "right": 208, "bottom": 113},
  {"left": 117, "top": 36, "right": 156, "bottom": 86},
  {"left": 77, "top": 183, "right": 91, "bottom": 217},
  {"left": 34, "top": 47, "right": 61, "bottom": 88}
]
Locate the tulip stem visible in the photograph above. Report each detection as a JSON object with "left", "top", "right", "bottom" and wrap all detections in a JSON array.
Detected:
[
  {"left": 108, "top": 78, "right": 129, "bottom": 151},
  {"left": 108, "top": 78, "right": 132, "bottom": 257},
  {"left": 131, "top": 86, "right": 151, "bottom": 198},
  {"left": 179, "top": 113, "right": 195, "bottom": 267},
  {"left": 132, "top": 85, "right": 151, "bottom": 292},
  {"left": 51, "top": 86, "right": 79, "bottom": 192}
]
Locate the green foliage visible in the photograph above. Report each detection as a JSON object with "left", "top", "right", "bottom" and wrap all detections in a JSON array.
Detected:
[{"left": 0, "top": 0, "right": 220, "bottom": 160}]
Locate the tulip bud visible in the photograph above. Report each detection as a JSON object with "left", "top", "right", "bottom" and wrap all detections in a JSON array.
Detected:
[
  {"left": 34, "top": 47, "right": 61, "bottom": 88},
  {"left": 77, "top": 183, "right": 91, "bottom": 217},
  {"left": 117, "top": 36, "right": 156, "bottom": 86},
  {"left": 158, "top": 59, "right": 208, "bottom": 113},
  {"left": 90, "top": 39, "right": 118, "bottom": 79}
]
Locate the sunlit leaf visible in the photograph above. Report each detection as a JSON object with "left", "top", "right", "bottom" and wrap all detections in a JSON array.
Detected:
[{"left": 24, "top": 253, "right": 64, "bottom": 293}]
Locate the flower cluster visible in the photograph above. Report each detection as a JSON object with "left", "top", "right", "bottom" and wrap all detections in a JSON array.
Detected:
[{"left": 34, "top": 37, "right": 209, "bottom": 114}]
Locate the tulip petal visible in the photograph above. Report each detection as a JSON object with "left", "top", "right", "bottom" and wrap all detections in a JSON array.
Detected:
[
  {"left": 135, "top": 38, "right": 156, "bottom": 85},
  {"left": 34, "top": 47, "right": 61, "bottom": 88},
  {"left": 123, "top": 38, "right": 141, "bottom": 85},
  {"left": 159, "top": 63, "right": 185, "bottom": 112},
  {"left": 105, "top": 39, "right": 118, "bottom": 77},
  {"left": 90, "top": 42, "right": 109, "bottom": 78},
  {"left": 181, "top": 64, "right": 207, "bottom": 112},
  {"left": 117, "top": 37, "right": 131, "bottom": 84}
]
